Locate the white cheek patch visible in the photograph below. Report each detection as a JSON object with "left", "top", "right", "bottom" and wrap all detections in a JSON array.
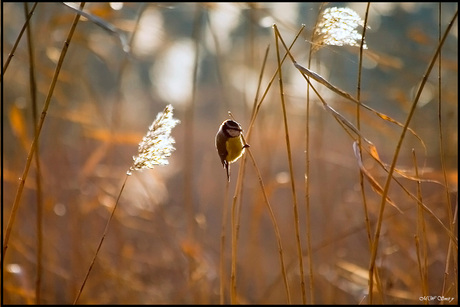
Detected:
[{"left": 227, "top": 129, "right": 241, "bottom": 138}]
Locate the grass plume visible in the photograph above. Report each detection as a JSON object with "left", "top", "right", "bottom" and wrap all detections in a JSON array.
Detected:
[
  {"left": 74, "top": 104, "right": 179, "bottom": 303},
  {"left": 3, "top": 3, "right": 457, "bottom": 304},
  {"left": 313, "top": 7, "right": 368, "bottom": 52},
  {"left": 128, "top": 105, "right": 180, "bottom": 174}
]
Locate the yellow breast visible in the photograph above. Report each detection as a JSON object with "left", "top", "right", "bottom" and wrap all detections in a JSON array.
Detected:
[{"left": 226, "top": 135, "right": 245, "bottom": 163}]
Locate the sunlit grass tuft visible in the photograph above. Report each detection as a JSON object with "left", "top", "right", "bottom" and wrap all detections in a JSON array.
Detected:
[
  {"left": 313, "top": 7, "right": 368, "bottom": 52},
  {"left": 2, "top": 3, "right": 457, "bottom": 304},
  {"left": 74, "top": 104, "right": 180, "bottom": 304},
  {"left": 128, "top": 104, "right": 180, "bottom": 175}
]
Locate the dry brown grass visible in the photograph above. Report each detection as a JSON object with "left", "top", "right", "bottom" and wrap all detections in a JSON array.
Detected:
[{"left": 3, "top": 2, "right": 458, "bottom": 304}]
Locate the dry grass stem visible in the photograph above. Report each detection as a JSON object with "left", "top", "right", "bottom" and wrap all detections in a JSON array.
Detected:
[
  {"left": 412, "top": 149, "right": 430, "bottom": 299},
  {"left": 274, "top": 25, "right": 306, "bottom": 303},
  {"left": 74, "top": 104, "right": 179, "bottom": 303},
  {"left": 220, "top": 179, "right": 230, "bottom": 304},
  {"left": 2, "top": 2, "right": 38, "bottom": 74},
  {"left": 245, "top": 147, "right": 292, "bottom": 304},
  {"left": 368, "top": 10, "right": 458, "bottom": 303},
  {"left": 3, "top": 3, "right": 456, "bottom": 304},
  {"left": 23, "top": 2, "right": 43, "bottom": 303},
  {"left": 3, "top": 2, "right": 85, "bottom": 262}
]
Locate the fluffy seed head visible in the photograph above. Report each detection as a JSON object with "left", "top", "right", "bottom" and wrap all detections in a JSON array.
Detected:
[
  {"left": 313, "top": 7, "right": 368, "bottom": 52},
  {"left": 128, "top": 104, "right": 180, "bottom": 175}
]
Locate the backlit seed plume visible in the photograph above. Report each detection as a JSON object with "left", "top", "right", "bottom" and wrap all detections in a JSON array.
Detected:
[
  {"left": 128, "top": 104, "right": 180, "bottom": 175},
  {"left": 313, "top": 7, "right": 368, "bottom": 52}
]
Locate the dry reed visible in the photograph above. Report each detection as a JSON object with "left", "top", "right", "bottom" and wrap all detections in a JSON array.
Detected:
[{"left": 3, "top": 3, "right": 457, "bottom": 304}]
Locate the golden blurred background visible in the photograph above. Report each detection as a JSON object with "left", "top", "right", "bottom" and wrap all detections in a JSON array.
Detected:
[{"left": 3, "top": 2, "right": 458, "bottom": 304}]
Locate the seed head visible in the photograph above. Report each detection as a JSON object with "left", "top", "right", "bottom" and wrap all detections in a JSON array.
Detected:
[
  {"left": 314, "top": 7, "right": 368, "bottom": 52},
  {"left": 128, "top": 104, "right": 180, "bottom": 175}
]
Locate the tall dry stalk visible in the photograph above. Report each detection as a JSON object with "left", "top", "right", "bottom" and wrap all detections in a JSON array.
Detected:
[
  {"left": 3, "top": 1, "right": 86, "bottom": 262},
  {"left": 3, "top": 3, "right": 456, "bottom": 304},
  {"left": 227, "top": 26, "right": 305, "bottom": 304},
  {"left": 275, "top": 10, "right": 455, "bottom": 302},
  {"left": 2, "top": 2, "right": 38, "bottom": 74},
  {"left": 303, "top": 4, "right": 325, "bottom": 302},
  {"left": 245, "top": 25, "right": 306, "bottom": 140},
  {"left": 368, "top": 10, "right": 458, "bottom": 303},
  {"left": 73, "top": 104, "right": 180, "bottom": 304},
  {"left": 182, "top": 8, "right": 204, "bottom": 294},
  {"left": 235, "top": 142, "right": 292, "bottom": 304},
  {"left": 224, "top": 45, "right": 266, "bottom": 304},
  {"left": 219, "top": 179, "right": 230, "bottom": 304},
  {"left": 437, "top": 4, "right": 458, "bottom": 300},
  {"left": 23, "top": 2, "right": 42, "bottom": 303},
  {"left": 274, "top": 24, "right": 306, "bottom": 304},
  {"left": 351, "top": 3, "right": 387, "bottom": 301},
  {"left": 355, "top": 2, "right": 372, "bottom": 243},
  {"left": 412, "top": 149, "right": 430, "bottom": 300},
  {"left": 353, "top": 10, "right": 378, "bottom": 300}
]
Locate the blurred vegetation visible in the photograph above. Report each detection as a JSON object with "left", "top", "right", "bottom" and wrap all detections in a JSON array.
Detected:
[{"left": 2, "top": 2, "right": 458, "bottom": 304}]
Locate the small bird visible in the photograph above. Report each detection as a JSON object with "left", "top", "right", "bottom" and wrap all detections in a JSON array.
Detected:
[{"left": 215, "top": 119, "right": 250, "bottom": 182}]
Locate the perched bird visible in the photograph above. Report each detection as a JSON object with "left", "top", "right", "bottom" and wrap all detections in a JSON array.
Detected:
[{"left": 215, "top": 119, "right": 249, "bottom": 182}]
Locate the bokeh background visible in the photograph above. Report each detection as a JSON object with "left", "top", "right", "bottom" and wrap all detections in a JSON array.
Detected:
[{"left": 3, "top": 2, "right": 458, "bottom": 304}]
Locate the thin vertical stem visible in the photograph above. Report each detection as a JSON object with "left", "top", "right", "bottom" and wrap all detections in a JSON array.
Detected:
[
  {"left": 245, "top": 25, "right": 305, "bottom": 140},
  {"left": 3, "top": 1, "right": 86, "bottom": 262},
  {"left": 437, "top": 4, "right": 458, "bottom": 300},
  {"left": 73, "top": 174, "right": 129, "bottom": 304},
  {"left": 356, "top": 3, "right": 373, "bottom": 246},
  {"left": 220, "top": 180, "right": 230, "bottom": 304},
  {"left": 3, "top": 2, "right": 38, "bottom": 74},
  {"left": 355, "top": 3, "right": 385, "bottom": 302},
  {"left": 184, "top": 1, "right": 203, "bottom": 246},
  {"left": 23, "top": 2, "right": 42, "bottom": 303},
  {"left": 368, "top": 10, "right": 458, "bottom": 303},
  {"left": 230, "top": 184, "right": 238, "bottom": 304},
  {"left": 274, "top": 25, "right": 306, "bottom": 304},
  {"left": 412, "top": 149, "right": 429, "bottom": 300},
  {"left": 245, "top": 147, "right": 292, "bottom": 304},
  {"left": 304, "top": 4, "right": 325, "bottom": 302}
]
